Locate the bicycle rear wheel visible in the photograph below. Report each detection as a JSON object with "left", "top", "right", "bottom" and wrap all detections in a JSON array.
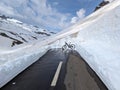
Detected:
[{"left": 70, "top": 44, "right": 75, "bottom": 49}]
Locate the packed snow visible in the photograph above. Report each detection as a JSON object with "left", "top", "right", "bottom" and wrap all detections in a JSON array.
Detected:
[{"left": 0, "top": 0, "right": 120, "bottom": 90}]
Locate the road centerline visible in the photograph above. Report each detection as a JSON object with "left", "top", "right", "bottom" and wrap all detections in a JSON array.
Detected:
[{"left": 51, "top": 61, "right": 63, "bottom": 87}]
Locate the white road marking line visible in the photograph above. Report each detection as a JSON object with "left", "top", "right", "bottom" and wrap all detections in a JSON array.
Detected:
[{"left": 51, "top": 61, "right": 63, "bottom": 86}]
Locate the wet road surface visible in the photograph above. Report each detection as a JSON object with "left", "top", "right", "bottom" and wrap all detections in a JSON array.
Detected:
[{"left": 1, "top": 49, "right": 108, "bottom": 90}]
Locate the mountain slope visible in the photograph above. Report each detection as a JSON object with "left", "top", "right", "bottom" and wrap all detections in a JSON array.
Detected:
[{"left": 0, "top": 16, "right": 55, "bottom": 49}]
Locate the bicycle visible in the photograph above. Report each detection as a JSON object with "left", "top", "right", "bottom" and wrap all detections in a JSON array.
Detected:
[{"left": 62, "top": 42, "right": 75, "bottom": 51}]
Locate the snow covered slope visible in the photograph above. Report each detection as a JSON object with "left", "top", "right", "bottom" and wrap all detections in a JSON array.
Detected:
[
  {"left": 0, "top": 16, "right": 54, "bottom": 50},
  {"left": 0, "top": 0, "right": 120, "bottom": 90}
]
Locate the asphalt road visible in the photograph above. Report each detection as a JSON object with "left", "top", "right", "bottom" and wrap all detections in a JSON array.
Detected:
[{"left": 1, "top": 49, "right": 108, "bottom": 90}]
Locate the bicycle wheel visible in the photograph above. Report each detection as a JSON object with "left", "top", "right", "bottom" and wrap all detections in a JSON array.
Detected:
[
  {"left": 70, "top": 44, "right": 75, "bottom": 49},
  {"left": 62, "top": 45, "right": 67, "bottom": 50}
]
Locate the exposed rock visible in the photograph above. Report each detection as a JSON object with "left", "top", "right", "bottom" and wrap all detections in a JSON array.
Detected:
[{"left": 94, "top": 1, "right": 110, "bottom": 11}]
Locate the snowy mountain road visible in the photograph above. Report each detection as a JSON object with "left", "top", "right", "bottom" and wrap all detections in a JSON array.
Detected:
[
  {"left": 1, "top": 49, "right": 108, "bottom": 90},
  {"left": 1, "top": 49, "right": 68, "bottom": 90}
]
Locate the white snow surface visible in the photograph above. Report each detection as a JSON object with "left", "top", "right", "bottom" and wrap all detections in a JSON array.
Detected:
[
  {"left": 0, "top": 18, "right": 53, "bottom": 49},
  {"left": 0, "top": 0, "right": 120, "bottom": 90}
]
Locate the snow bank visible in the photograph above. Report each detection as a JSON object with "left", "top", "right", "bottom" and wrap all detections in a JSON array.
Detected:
[
  {"left": 0, "top": 51, "right": 42, "bottom": 87},
  {"left": 67, "top": 1, "right": 120, "bottom": 90},
  {"left": 0, "top": 43, "right": 50, "bottom": 87}
]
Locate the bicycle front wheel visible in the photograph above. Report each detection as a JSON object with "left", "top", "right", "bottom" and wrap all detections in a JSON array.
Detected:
[{"left": 62, "top": 45, "right": 67, "bottom": 50}]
